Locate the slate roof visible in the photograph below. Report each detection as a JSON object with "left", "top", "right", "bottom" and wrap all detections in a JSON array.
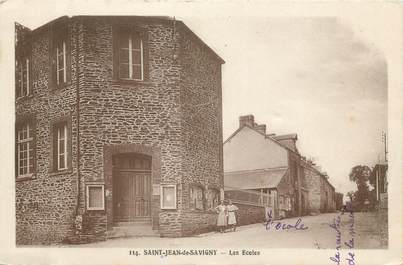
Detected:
[
  {"left": 272, "top": 133, "right": 298, "bottom": 141},
  {"left": 224, "top": 167, "right": 288, "bottom": 190}
]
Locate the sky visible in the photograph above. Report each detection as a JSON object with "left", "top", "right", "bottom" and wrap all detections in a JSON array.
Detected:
[
  {"left": 182, "top": 17, "right": 387, "bottom": 196},
  {"left": 10, "top": 8, "right": 388, "bottom": 197}
]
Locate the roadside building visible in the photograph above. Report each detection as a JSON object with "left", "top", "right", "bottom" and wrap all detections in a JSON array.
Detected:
[
  {"left": 371, "top": 163, "right": 388, "bottom": 209},
  {"left": 223, "top": 115, "right": 309, "bottom": 220},
  {"left": 304, "top": 162, "right": 336, "bottom": 214},
  {"left": 335, "top": 192, "right": 344, "bottom": 210},
  {"left": 15, "top": 16, "right": 224, "bottom": 244}
]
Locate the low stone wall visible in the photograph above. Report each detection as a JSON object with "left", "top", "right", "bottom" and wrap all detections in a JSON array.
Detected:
[
  {"left": 181, "top": 204, "right": 266, "bottom": 236},
  {"left": 233, "top": 202, "right": 266, "bottom": 226},
  {"left": 181, "top": 211, "right": 217, "bottom": 236}
]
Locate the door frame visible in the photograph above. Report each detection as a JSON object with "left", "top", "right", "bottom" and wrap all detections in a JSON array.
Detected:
[
  {"left": 113, "top": 164, "right": 152, "bottom": 221},
  {"left": 103, "top": 144, "right": 161, "bottom": 230}
]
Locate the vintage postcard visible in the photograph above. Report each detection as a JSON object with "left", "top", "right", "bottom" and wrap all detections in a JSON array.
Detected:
[{"left": 0, "top": 0, "right": 402, "bottom": 264}]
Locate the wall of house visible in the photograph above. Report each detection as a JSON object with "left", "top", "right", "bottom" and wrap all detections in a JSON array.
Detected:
[
  {"left": 335, "top": 192, "right": 343, "bottom": 210},
  {"left": 16, "top": 16, "right": 224, "bottom": 244},
  {"left": 276, "top": 171, "right": 296, "bottom": 218},
  {"left": 224, "top": 126, "right": 288, "bottom": 172},
  {"left": 15, "top": 19, "right": 82, "bottom": 245},
  {"left": 304, "top": 165, "right": 336, "bottom": 214},
  {"left": 178, "top": 26, "right": 224, "bottom": 235},
  {"left": 320, "top": 178, "right": 336, "bottom": 212},
  {"left": 304, "top": 167, "right": 321, "bottom": 214}
]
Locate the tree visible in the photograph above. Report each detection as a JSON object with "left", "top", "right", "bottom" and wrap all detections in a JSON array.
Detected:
[{"left": 348, "top": 165, "right": 372, "bottom": 210}]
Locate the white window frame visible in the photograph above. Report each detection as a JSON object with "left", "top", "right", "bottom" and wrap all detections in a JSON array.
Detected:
[
  {"left": 17, "top": 58, "right": 30, "bottom": 98},
  {"left": 56, "top": 123, "right": 68, "bottom": 170},
  {"left": 86, "top": 184, "right": 105, "bottom": 211},
  {"left": 17, "top": 122, "right": 34, "bottom": 178},
  {"left": 120, "top": 33, "right": 143, "bottom": 81},
  {"left": 160, "top": 184, "right": 177, "bottom": 210},
  {"left": 56, "top": 41, "right": 66, "bottom": 85}
]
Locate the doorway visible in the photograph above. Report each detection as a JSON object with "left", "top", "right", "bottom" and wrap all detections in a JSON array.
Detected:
[{"left": 112, "top": 153, "right": 151, "bottom": 222}]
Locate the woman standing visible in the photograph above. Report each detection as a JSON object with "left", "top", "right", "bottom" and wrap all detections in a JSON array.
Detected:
[
  {"left": 215, "top": 200, "right": 227, "bottom": 233},
  {"left": 227, "top": 200, "right": 239, "bottom": 232}
]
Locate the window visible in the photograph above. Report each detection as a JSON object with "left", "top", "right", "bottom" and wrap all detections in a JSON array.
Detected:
[
  {"left": 86, "top": 184, "right": 105, "bottom": 210},
  {"left": 279, "top": 196, "right": 284, "bottom": 210},
  {"left": 113, "top": 26, "right": 147, "bottom": 81},
  {"left": 160, "top": 185, "right": 176, "bottom": 209},
  {"left": 206, "top": 188, "right": 219, "bottom": 210},
  {"left": 50, "top": 20, "right": 70, "bottom": 88},
  {"left": 15, "top": 28, "right": 31, "bottom": 99},
  {"left": 55, "top": 40, "right": 67, "bottom": 85},
  {"left": 189, "top": 186, "right": 204, "bottom": 210},
  {"left": 16, "top": 57, "right": 30, "bottom": 98},
  {"left": 16, "top": 121, "right": 35, "bottom": 178},
  {"left": 51, "top": 119, "right": 71, "bottom": 172}
]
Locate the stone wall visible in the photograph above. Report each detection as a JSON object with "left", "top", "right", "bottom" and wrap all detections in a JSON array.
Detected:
[
  {"left": 320, "top": 177, "right": 336, "bottom": 212},
  {"left": 15, "top": 18, "right": 82, "bottom": 245},
  {"left": 181, "top": 211, "right": 217, "bottom": 235},
  {"left": 304, "top": 165, "right": 336, "bottom": 214},
  {"left": 234, "top": 203, "right": 266, "bottom": 226},
  {"left": 79, "top": 17, "right": 191, "bottom": 238},
  {"left": 16, "top": 16, "right": 224, "bottom": 244},
  {"left": 276, "top": 170, "right": 297, "bottom": 218},
  {"left": 304, "top": 167, "right": 321, "bottom": 214},
  {"left": 178, "top": 24, "right": 224, "bottom": 234}
]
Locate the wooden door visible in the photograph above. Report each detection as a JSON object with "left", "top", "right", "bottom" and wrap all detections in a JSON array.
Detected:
[{"left": 113, "top": 154, "right": 151, "bottom": 222}]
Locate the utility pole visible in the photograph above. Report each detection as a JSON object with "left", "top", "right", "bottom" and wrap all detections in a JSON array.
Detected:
[{"left": 382, "top": 131, "right": 388, "bottom": 162}]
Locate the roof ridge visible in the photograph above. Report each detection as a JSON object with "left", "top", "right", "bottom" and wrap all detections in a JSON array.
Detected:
[{"left": 224, "top": 166, "right": 289, "bottom": 175}]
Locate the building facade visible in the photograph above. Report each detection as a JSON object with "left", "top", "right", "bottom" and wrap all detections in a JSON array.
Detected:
[
  {"left": 371, "top": 163, "right": 388, "bottom": 209},
  {"left": 15, "top": 16, "right": 224, "bottom": 245},
  {"left": 224, "top": 114, "right": 337, "bottom": 219},
  {"left": 335, "top": 192, "right": 344, "bottom": 210},
  {"left": 303, "top": 161, "right": 336, "bottom": 214},
  {"left": 223, "top": 115, "right": 310, "bottom": 219}
]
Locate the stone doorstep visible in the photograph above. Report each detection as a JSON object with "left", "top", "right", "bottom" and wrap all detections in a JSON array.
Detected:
[
  {"left": 107, "top": 224, "right": 160, "bottom": 238},
  {"left": 114, "top": 221, "right": 152, "bottom": 226}
]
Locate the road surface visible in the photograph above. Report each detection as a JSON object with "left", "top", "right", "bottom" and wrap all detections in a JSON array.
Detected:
[{"left": 71, "top": 211, "right": 387, "bottom": 249}]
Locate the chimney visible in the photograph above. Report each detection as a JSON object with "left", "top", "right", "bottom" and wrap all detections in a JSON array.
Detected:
[
  {"left": 239, "top": 115, "right": 255, "bottom": 128},
  {"left": 255, "top": 124, "right": 266, "bottom": 135}
]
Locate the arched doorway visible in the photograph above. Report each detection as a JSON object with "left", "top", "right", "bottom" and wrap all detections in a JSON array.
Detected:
[{"left": 112, "top": 153, "right": 151, "bottom": 222}]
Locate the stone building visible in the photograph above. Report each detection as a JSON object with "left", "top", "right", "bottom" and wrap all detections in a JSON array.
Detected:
[
  {"left": 223, "top": 115, "right": 309, "bottom": 220},
  {"left": 15, "top": 16, "right": 224, "bottom": 245},
  {"left": 303, "top": 161, "right": 336, "bottom": 214},
  {"left": 335, "top": 192, "right": 344, "bottom": 210},
  {"left": 224, "top": 114, "right": 338, "bottom": 220},
  {"left": 370, "top": 163, "right": 388, "bottom": 209}
]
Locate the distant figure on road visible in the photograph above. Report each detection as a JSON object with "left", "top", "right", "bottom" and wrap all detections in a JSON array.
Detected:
[
  {"left": 215, "top": 200, "right": 227, "bottom": 233},
  {"left": 227, "top": 200, "right": 239, "bottom": 232}
]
